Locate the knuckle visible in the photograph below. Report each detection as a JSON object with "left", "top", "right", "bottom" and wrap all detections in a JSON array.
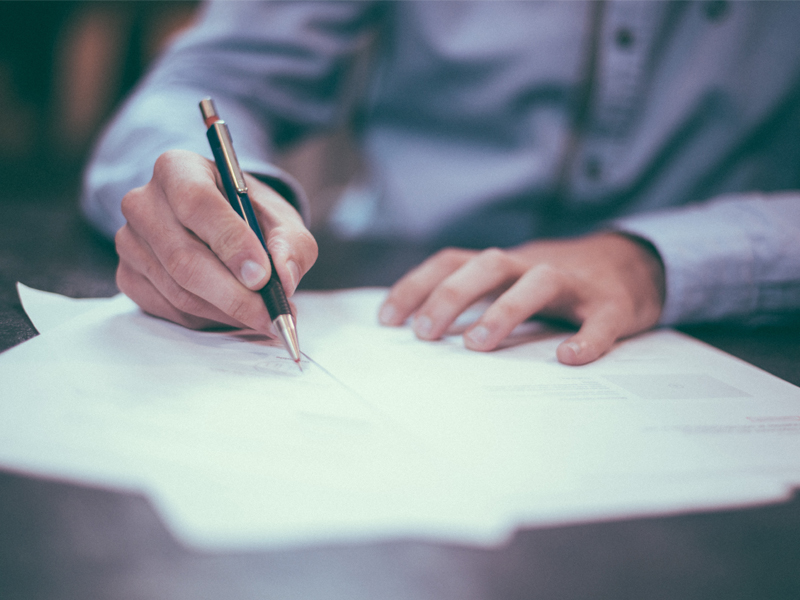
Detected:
[
  {"left": 175, "top": 180, "right": 209, "bottom": 218},
  {"left": 153, "top": 151, "right": 215, "bottom": 216},
  {"left": 140, "top": 254, "right": 164, "bottom": 286},
  {"left": 165, "top": 247, "right": 204, "bottom": 290},
  {"left": 211, "top": 222, "right": 247, "bottom": 261},
  {"left": 223, "top": 295, "right": 252, "bottom": 325},
  {"left": 533, "top": 262, "right": 557, "bottom": 276},
  {"left": 283, "top": 229, "right": 319, "bottom": 273},
  {"left": 479, "top": 246, "right": 505, "bottom": 261},
  {"left": 493, "top": 298, "right": 525, "bottom": 322},
  {"left": 169, "top": 285, "right": 202, "bottom": 316},
  {"left": 398, "top": 280, "right": 429, "bottom": 304},
  {"left": 120, "top": 186, "right": 147, "bottom": 223},
  {"left": 267, "top": 228, "right": 319, "bottom": 275},
  {"left": 478, "top": 247, "right": 512, "bottom": 272},
  {"left": 433, "top": 281, "right": 464, "bottom": 307},
  {"left": 531, "top": 262, "right": 562, "bottom": 285},
  {"left": 153, "top": 149, "right": 187, "bottom": 178},
  {"left": 298, "top": 230, "right": 319, "bottom": 265},
  {"left": 438, "top": 247, "right": 469, "bottom": 269},
  {"left": 114, "top": 225, "right": 130, "bottom": 255}
]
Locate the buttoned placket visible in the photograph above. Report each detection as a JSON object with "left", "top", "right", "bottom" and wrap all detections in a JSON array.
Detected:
[{"left": 561, "top": 1, "right": 666, "bottom": 207}]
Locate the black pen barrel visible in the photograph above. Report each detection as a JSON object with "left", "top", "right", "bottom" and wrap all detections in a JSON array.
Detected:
[
  {"left": 206, "top": 126, "right": 290, "bottom": 320},
  {"left": 259, "top": 276, "right": 291, "bottom": 318},
  {"left": 200, "top": 97, "right": 300, "bottom": 364},
  {"left": 207, "top": 131, "right": 245, "bottom": 219}
]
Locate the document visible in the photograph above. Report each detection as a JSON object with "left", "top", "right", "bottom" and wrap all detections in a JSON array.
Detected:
[{"left": 1, "top": 284, "right": 799, "bottom": 550}]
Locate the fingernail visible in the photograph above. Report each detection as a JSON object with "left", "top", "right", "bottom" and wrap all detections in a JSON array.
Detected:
[
  {"left": 286, "top": 260, "right": 300, "bottom": 295},
  {"left": 379, "top": 303, "right": 397, "bottom": 325},
  {"left": 241, "top": 260, "right": 267, "bottom": 288},
  {"left": 466, "top": 325, "right": 490, "bottom": 347},
  {"left": 563, "top": 341, "right": 582, "bottom": 358},
  {"left": 413, "top": 315, "right": 433, "bottom": 338}
]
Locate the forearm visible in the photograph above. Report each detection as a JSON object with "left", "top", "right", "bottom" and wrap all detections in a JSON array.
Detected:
[{"left": 81, "top": 0, "right": 380, "bottom": 238}]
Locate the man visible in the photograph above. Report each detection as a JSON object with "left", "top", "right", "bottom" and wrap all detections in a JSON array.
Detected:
[{"left": 82, "top": 1, "right": 800, "bottom": 365}]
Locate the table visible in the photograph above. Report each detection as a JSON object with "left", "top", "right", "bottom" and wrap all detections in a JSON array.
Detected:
[{"left": 1, "top": 197, "right": 799, "bottom": 600}]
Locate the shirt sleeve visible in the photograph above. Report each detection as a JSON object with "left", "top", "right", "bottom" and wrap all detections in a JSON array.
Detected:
[
  {"left": 613, "top": 193, "right": 800, "bottom": 327},
  {"left": 81, "top": 0, "right": 381, "bottom": 239}
]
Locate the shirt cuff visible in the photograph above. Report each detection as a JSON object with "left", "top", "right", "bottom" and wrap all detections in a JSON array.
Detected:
[{"left": 611, "top": 200, "right": 758, "bottom": 326}]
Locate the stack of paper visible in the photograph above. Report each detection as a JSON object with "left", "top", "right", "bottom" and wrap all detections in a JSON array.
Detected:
[{"left": 1, "top": 284, "right": 798, "bottom": 550}]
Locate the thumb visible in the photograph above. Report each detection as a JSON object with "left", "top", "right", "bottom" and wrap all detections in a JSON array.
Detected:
[{"left": 556, "top": 307, "right": 625, "bottom": 366}]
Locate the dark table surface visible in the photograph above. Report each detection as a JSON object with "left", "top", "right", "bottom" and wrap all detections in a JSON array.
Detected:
[{"left": 1, "top": 197, "right": 799, "bottom": 600}]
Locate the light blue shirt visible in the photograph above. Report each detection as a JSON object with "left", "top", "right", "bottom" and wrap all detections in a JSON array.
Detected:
[{"left": 83, "top": 0, "right": 800, "bottom": 327}]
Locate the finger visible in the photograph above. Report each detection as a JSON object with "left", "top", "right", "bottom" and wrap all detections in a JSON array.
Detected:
[
  {"left": 263, "top": 229, "right": 316, "bottom": 297},
  {"left": 464, "top": 263, "right": 569, "bottom": 351},
  {"left": 250, "top": 183, "right": 318, "bottom": 296},
  {"left": 117, "top": 261, "right": 236, "bottom": 330},
  {"left": 125, "top": 181, "right": 275, "bottom": 333},
  {"left": 378, "top": 248, "right": 474, "bottom": 326},
  {"left": 153, "top": 150, "right": 274, "bottom": 290},
  {"left": 116, "top": 225, "right": 245, "bottom": 329},
  {"left": 556, "top": 304, "right": 628, "bottom": 366},
  {"left": 410, "top": 248, "right": 520, "bottom": 341}
]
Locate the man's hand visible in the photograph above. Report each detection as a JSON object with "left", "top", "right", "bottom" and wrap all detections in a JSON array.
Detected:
[
  {"left": 378, "top": 233, "right": 665, "bottom": 365},
  {"left": 115, "top": 149, "right": 318, "bottom": 333}
]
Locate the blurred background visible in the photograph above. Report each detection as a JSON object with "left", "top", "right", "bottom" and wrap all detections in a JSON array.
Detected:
[
  {"left": 0, "top": 0, "right": 360, "bottom": 230},
  {"left": 0, "top": 0, "right": 199, "bottom": 202}
]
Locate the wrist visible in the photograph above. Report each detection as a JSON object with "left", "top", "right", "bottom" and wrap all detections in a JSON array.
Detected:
[{"left": 609, "top": 231, "right": 666, "bottom": 314}]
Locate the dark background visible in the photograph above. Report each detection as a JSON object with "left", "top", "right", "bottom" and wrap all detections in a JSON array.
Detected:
[
  {"left": 0, "top": 0, "right": 200, "bottom": 353},
  {"left": 0, "top": 0, "right": 198, "bottom": 200}
]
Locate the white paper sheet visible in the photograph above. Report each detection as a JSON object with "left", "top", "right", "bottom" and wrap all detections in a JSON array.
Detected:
[
  {"left": 17, "top": 283, "right": 119, "bottom": 333},
  {"left": 1, "top": 285, "right": 799, "bottom": 550}
]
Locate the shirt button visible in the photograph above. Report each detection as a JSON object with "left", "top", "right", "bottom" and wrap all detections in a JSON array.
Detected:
[
  {"left": 585, "top": 156, "right": 602, "bottom": 180},
  {"left": 615, "top": 27, "right": 635, "bottom": 50},
  {"left": 703, "top": 0, "right": 729, "bottom": 22}
]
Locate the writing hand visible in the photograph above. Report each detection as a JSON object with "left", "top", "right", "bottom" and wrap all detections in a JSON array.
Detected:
[
  {"left": 378, "top": 233, "right": 665, "bottom": 365},
  {"left": 115, "top": 149, "right": 318, "bottom": 332}
]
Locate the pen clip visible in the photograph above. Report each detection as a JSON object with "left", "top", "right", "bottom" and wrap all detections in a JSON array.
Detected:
[
  {"left": 214, "top": 124, "right": 248, "bottom": 194},
  {"left": 200, "top": 98, "right": 248, "bottom": 194}
]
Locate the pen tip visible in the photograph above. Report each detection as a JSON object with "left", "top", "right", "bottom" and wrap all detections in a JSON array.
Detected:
[{"left": 273, "top": 314, "right": 301, "bottom": 365}]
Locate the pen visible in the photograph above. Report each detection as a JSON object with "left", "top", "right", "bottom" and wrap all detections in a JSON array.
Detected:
[{"left": 199, "top": 97, "right": 301, "bottom": 367}]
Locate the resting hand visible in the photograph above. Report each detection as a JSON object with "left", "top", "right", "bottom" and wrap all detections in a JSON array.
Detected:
[
  {"left": 115, "top": 149, "right": 317, "bottom": 333},
  {"left": 378, "top": 233, "right": 665, "bottom": 365}
]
